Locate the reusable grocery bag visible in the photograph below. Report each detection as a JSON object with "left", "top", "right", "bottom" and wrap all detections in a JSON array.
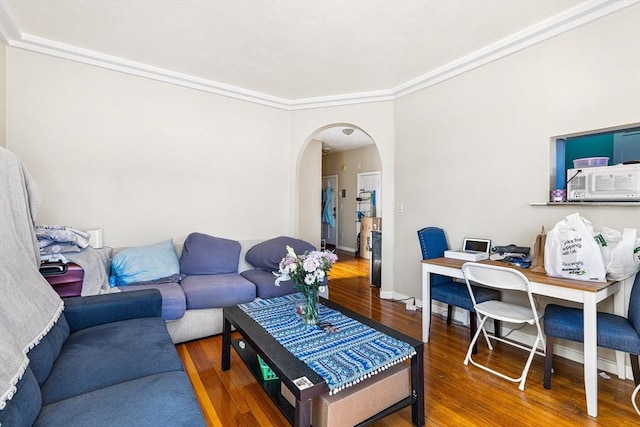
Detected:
[
  {"left": 544, "top": 213, "right": 607, "bottom": 282},
  {"left": 595, "top": 226, "right": 640, "bottom": 281}
]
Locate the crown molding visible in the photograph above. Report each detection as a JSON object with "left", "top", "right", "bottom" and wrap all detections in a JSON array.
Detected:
[
  {"left": 288, "top": 89, "right": 395, "bottom": 110},
  {"left": 392, "top": 0, "right": 640, "bottom": 98},
  {"left": 14, "top": 32, "right": 293, "bottom": 110},
  {"left": 0, "top": 0, "right": 638, "bottom": 111}
]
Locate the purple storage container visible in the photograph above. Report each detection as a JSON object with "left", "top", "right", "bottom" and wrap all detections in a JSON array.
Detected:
[{"left": 41, "top": 262, "right": 84, "bottom": 297}]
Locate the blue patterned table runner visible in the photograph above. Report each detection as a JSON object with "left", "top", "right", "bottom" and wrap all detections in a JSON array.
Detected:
[{"left": 239, "top": 293, "right": 416, "bottom": 395}]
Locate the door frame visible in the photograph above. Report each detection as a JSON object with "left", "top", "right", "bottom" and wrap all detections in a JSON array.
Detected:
[{"left": 356, "top": 171, "right": 381, "bottom": 235}]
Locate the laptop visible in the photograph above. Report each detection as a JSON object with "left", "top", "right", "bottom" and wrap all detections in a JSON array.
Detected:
[{"left": 444, "top": 237, "right": 491, "bottom": 261}]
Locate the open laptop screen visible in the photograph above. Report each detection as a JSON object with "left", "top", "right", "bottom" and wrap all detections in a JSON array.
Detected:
[{"left": 463, "top": 238, "right": 491, "bottom": 254}]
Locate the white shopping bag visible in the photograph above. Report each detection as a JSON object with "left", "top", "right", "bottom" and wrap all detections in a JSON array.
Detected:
[
  {"left": 595, "top": 226, "right": 640, "bottom": 281},
  {"left": 544, "top": 212, "right": 607, "bottom": 282}
]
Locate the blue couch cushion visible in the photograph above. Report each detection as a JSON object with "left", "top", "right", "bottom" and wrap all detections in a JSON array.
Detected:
[
  {"left": 119, "top": 283, "right": 186, "bottom": 321},
  {"left": 0, "top": 368, "right": 41, "bottom": 427},
  {"left": 245, "top": 236, "right": 315, "bottom": 271},
  {"left": 40, "top": 317, "right": 184, "bottom": 405},
  {"left": 109, "top": 239, "right": 180, "bottom": 286},
  {"left": 180, "top": 233, "right": 241, "bottom": 275},
  {"left": 240, "top": 269, "right": 296, "bottom": 299},
  {"left": 27, "top": 315, "right": 70, "bottom": 385},
  {"left": 35, "top": 371, "right": 206, "bottom": 427},
  {"left": 181, "top": 274, "right": 256, "bottom": 309}
]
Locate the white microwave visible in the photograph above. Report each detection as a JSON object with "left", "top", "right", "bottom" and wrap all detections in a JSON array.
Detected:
[{"left": 566, "top": 164, "right": 640, "bottom": 201}]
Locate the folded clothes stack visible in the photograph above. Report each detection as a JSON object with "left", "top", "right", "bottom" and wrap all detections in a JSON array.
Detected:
[{"left": 36, "top": 225, "right": 91, "bottom": 262}]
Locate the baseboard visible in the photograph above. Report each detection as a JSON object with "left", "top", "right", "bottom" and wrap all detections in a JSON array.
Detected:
[
  {"left": 373, "top": 291, "right": 633, "bottom": 380},
  {"left": 429, "top": 301, "right": 632, "bottom": 379},
  {"left": 379, "top": 291, "right": 423, "bottom": 308},
  {"left": 336, "top": 245, "right": 356, "bottom": 253}
]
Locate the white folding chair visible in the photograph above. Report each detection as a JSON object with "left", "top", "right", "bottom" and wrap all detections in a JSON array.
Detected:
[{"left": 461, "top": 262, "right": 545, "bottom": 390}]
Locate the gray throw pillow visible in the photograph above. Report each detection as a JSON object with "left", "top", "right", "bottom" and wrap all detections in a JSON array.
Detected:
[
  {"left": 245, "top": 236, "right": 316, "bottom": 271},
  {"left": 179, "top": 233, "right": 241, "bottom": 275}
]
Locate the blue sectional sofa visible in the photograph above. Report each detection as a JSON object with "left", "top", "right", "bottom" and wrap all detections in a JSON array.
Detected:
[
  {"left": 1, "top": 231, "right": 324, "bottom": 426},
  {"left": 0, "top": 289, "right": 205, "bottom": 426},
  {"left": 113, "top": 233, "right": 323, "bottom": 343},
  {"left": 1, "top": 232, "right": 323, "bottom": 425},
  {"left": 0, "top": 146, "right": 205, "bottom": 426}
]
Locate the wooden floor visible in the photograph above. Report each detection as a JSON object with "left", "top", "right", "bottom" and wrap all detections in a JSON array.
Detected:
[{"left": 177, "top": 250, "right": 639, "bottom": 426}]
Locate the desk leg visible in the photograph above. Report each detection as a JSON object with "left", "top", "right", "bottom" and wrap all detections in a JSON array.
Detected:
[
  {"left": 614, "top": 278, "right": 629, "bottom": 380},
  {"left": 222, "top": 317, "right": 231, "bottom": 371},
  {"left": 411, "top": 343, "right": 425, "bottom": 426},
  {"left": 422, "top": 265, "right": 431, "bottom": 342},
  {"left": 583, "top": 293, "right": 598, "bottom": 417},
  {"left": 294, "top": 398, "right": 311, "bottom": 427}
]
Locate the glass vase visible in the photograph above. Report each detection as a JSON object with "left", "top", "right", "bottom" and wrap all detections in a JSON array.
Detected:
[{"left": 296, "top": 289, "right": 319, "bottom": 325}]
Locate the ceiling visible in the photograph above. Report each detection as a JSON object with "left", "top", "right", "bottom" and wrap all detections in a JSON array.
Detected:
[
  {"left": 3, "top": 0, "right": 592, "bottom": 101},
  {"left": 1, "top": 0, "right": 633, "bottom": 150}
]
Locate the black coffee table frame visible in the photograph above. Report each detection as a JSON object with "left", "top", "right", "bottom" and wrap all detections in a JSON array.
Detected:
[{"left": 222, "top": 297, "right": 424, "bottom": 427}]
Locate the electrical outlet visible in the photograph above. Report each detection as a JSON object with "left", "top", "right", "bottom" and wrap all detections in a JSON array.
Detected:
[{"left": 396, "top": 202, "right": 404, "bottom": 213}]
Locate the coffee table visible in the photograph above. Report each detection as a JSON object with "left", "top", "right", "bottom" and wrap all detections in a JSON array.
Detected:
[{"left": 222, "top": 297, "right": 424, "bottom": 427}]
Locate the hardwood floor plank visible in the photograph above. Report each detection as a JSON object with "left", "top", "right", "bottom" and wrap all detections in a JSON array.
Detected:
[
  {"left": 176, "top": 344, "right": 224, "bottom": 427},
  {"left": 178, "top": 249, "right": 638, "bottom": 426}
]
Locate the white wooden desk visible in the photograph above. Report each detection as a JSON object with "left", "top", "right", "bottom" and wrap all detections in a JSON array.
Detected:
[{"left": 421, "top": 257, "right": 624, "bottom": 418}]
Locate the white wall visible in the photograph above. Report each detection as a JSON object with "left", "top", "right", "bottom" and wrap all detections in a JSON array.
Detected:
[
  {"left": 298, "top": 139, "right": 323, "bottom": 247},
  {"left": 392, "top": 6, "right": 640, "bottom": 374},
  {"left": 6, "top": 48, "right": 291, "bottom": 247},
  {"left": 393, "top": 5, "right": 640, "bottom": 302},
  {"left": 4, "top": 45, "right": 398, "bottom": 289},
  {"left": 0, "top": 38, "right": 5, "bottom": 148}
]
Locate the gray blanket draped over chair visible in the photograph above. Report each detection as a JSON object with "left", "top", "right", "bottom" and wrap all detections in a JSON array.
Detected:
[{"left": 0, "top": 147, "right": 64, "bottom": 409}]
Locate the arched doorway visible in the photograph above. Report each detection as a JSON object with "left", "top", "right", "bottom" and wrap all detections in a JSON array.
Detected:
[{"left": 297, "top": 123, "right": 382, "bottom": 284}]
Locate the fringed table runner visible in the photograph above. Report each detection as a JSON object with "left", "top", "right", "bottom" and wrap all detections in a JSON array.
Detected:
[{"left": 239, "top": 293, "right": 416, "bottom": 395}]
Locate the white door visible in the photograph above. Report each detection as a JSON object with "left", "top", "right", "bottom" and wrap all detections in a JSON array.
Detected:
[
  {"left": 356, "top": 171, "right": 381, "bottom": 235},
  {"left": 321, "top": 175, "right": 338, "bottom": 246}
]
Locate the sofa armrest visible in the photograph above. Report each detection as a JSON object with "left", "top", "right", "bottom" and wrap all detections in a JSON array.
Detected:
[{"left": 63, "top": 289, "right": 163, "bottom": 333}]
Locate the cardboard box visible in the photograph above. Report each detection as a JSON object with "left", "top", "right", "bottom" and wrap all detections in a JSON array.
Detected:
[{"left": 281, "top": 362, "right": 410, "bottom": 427}]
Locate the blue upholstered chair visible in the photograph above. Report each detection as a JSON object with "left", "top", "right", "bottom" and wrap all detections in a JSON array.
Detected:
[
  {"left": 418, "top": 227, "right": 501, "bottom": 352},
  {"left": 543, "top": 272, "right": 640, "bottom": 389}
]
